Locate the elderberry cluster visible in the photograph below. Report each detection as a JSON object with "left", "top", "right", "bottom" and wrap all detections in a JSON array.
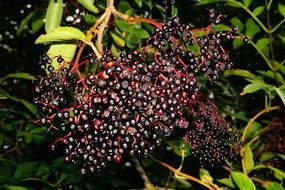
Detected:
[
  {"left": 35, "top": 13, "right": 242, "bottom": 173},
  {"left": 183, "top": 97, "right": 242, "bottom": 165}
]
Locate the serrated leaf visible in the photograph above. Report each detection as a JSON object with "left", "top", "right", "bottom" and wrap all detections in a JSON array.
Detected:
[
  {"left": 244, "top": 145, "right": 254, "bottom": 172},
  {"left": 264, "top": 182, "right": 285, "bottom": 190},
  {"left": 35, "top": 27, "right": 86, "bottom": 44},
  {"left": 245, "top": 18, "right": 260, "bottom": 40},
  {"left": 231, "top": 17, "right": 244, "bottom": 32},
  {"left": 110, "top": 32, "right": 125, "bottom": 47},
  {"left": 256, "top": 38, "right": 269, "bottom": 56},
  {"left": 45, "top": 0, "right": 63, "bottom": 33},
  {"left": 77, "top": 0, "right": 99, "bottom": 13},
  {"left": 243, "top": 0, "right": 253, "bottom": 8},
  {"left": 253, "top": 6, "right": 265, "bottom": 17},
  {"left": 0, "top": 72, "right": 35, "bottom": 84},
  {"left": 199, "top": 168, "right": 213, "bottom": 183},
  {"left": 231, "top": 171, "right": 256, "bottom": 190},
  {"left": 241, "top": 83, "right": 270, "bottom": 95},
  {"left": 278, "top": 3, "right": 285, "bottom": 17}
]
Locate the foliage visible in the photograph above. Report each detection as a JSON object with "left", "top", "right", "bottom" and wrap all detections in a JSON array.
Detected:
[{"left": 0, "top": 0, "right": 284, "bottom": 190}]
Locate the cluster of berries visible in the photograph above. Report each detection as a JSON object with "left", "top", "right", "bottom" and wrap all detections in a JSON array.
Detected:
[
  {"left": 184, "top": 97, "right": 241, "bottom": 165},
  {"left": 35, "top": 13, "right": 243, "bottom": 173}
]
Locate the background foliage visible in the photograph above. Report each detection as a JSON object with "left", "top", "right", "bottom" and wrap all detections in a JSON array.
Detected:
[{"left": 0, "top": 0, "right": 284, "bottom": 189}]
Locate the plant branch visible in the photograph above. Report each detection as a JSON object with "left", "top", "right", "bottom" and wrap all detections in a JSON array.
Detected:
[
  {"left": 130, "top": 156, "right": 156, "bottom": 190},
  {"left": 241, "top": 105, "right": 280, "bottom": 142},
  {"left": 271, "top": 18, "right": 285, "bottom": 33},
  {"left": 150, "top": 156, "right": 216, "bottom": 190}
]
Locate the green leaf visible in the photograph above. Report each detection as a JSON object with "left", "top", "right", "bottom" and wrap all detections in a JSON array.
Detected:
[
  {"left": 243, "top": 0, "right": 253, "bottom": 8},
  {"left": 166, "top": 140, "right": 190, "bottom": 157},
  {"left": 241, "top": 83, "right": 270, "bottom": 95},
  {"left": 46, "top": 44, "right": 77, "bottom": 71},
  {"left": 196, "top": 0, "right": 219, "bottom": 6},
  {"left": 267, "top": 166, "right": 285, "bottom": 180},
  {"left": 253, "top": 6, "right": 265, "bottom": 17},
  {"left": 130, "top": 28, "right": 149, "bottom": 39},
  {"left": 20, "top": 99, "right": 37, "bottom": 115},
  {"left": 45, "top": 0, "right": 63, "bottom": 33},
  {"left": 17, "top": 10, "right": 37, "bottom": 36},
  {"left": 134, "top": 0, "right": 143, "bottom": 7},
  {"left": 35, "top": 27, "right": 86, "bottom": 44},
  {"left": 264, "top": 182, "right": 285, "bottom": 190},
  {"left": 278, "top": 3, "right": 285, "bottom": 17},
  {"left": 77, "top": 0, "right": 99, "bottom": 13},
  {"left": 115, "top": 19, "right": 130, "bottom": 32},
  {"left": 278, "top": 34, "right": 285, "bottom": 44},
  {"left": 224, "top": 69, "right": 258, "bottom": 80},
  {"left": 7, "top": 186, "right": 29, "bottom": 190},
  {"left": 245, "top": 18, "right": 260, "bottom": 40},
  {"left": 14, "top": 162, "right": 39, "bottom": 180},
  {"left": 245, "top": 121, "right": 262, "bottom": 140},
  {"left": 233, "top": 39, "right": 243, "bottom": 49},
  {"left": 213, "top": 24, "right": 231, "bottom": 31},
  {"left": 231, "top": 171, "right": 256, "bottom": 190},
  {"left": 169, "top": 178, "right": 192, "bottom": 188},
  {"left": 125, "top": 34, "right": 141, "bottom": 48},
  {"left": 255, "top": 38, "right": 269, "bottom": 56},
  {"left": 217, "top": 178, "right": 235, "bottom": 188},
  {"left": 244, "top": 145, "right": 254, "bottom": 172},
  {"left": 31, "top": 13, "right": 45, "bottom": 33},
  {"left": 110, "top": 32, "right": 125, "bottom": 47},
  {"left": 199, "top": 168, "right": 213, "bottom": 183},
  {"left": 231, "top": 17, "right": 244, "bottom": 32},
  {"left": 275, "top": 153, "right": 285, "bottom": 161},
  {"left": 171, "top": 5, "right": 178, "bottom": 16},
  {"left": 275, "top": 87, "right": 285, "bottom": 106},
  {"left": 0, "top": 72, "right": 35, "bottom": 84},
  {"left": 260, "top": 152, "right": 275, "bottom": 163}
]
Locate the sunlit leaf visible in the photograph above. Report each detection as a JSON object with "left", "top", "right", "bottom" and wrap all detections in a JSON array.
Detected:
[
  {"left": 35, "top": 27, "right": 86, "bottom": 44},
  {"left": 253, "top": 6, "right": 265, "bottom": 17},
  {"left": 45, "top": 0, "right": 63, "bottom": 33},
  {"left": 264, "top": 182, "right": 285, "bottom": 190},
  {"left": 244, "top": 145, "right": 254, "bottom": 172},
  {"left": 231, "top": 171, "right": 256, "bottom": 190}
]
